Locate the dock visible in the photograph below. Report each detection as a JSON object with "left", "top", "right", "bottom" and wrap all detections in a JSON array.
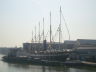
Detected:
[{"left": 81, "top": 61, "right": 96, "bottom": 66}]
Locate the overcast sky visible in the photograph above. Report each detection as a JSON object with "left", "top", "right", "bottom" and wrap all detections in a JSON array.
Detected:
[{"left": 0, "top": 0, "right": 96, "bottom": 47}]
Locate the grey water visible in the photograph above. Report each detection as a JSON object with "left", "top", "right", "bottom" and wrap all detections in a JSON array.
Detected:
[{"left": 0, "top": 55, "right": 96, "bottom": 72}]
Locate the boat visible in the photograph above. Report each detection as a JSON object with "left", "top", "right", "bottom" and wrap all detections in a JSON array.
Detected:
[
  {"left": 2, "top": 6, "right": 70, "bottom": 65},
  {"left": 2, "top": 47, "right": 69, "bottom": 65}
]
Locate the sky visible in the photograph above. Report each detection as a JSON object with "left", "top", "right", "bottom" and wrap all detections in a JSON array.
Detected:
[{"left": 0, "top": 0, "right": 96, "bottom": 47}]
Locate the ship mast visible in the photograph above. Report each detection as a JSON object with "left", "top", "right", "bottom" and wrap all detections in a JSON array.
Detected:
[
  {"left": 43, "top": 18, "right": 45, "bottom": 41},
  {"left": 50, "top": 12, "right": 52, "bottom": 49},
  {"left": 59, "top": 6, "right": 61, "bottom": 49},
  {"left": 38, "top": 22, "right": 40, "bottom": 43},
  {"left": 31, "top": 30, "right": 34, "bottom": 43},
  {"left": 35, "top": 26, "right": 37, "bottom": 42},
  {"left": 50, "top": 12, "right": 52, "bottom": 44}
]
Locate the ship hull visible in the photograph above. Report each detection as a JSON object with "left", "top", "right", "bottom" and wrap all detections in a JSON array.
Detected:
[{"left": 2, "top": 52, "right": 68, "bottom": 65}]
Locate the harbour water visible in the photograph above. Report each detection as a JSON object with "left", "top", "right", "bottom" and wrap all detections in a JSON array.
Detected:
[{"left": 0, "top": 55, "right": 96, "bottom": 72}]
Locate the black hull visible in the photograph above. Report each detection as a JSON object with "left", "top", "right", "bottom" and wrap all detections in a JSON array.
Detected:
[{"left": 2, "top": 53, "right": 68, "bottom": 65}]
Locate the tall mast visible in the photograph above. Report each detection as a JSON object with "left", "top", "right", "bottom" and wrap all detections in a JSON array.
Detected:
[
  {"left": 59, "top": 6, "right": 61, "bottom": 49},
  {"left": 50, "top": 12, "right": 52, "bottom": 44},
  {"left": 35, "top": 26, "right": 36, "bottom": 42},
  {"left": 31, "top": 30, "right": 34, "bottom": 43},
  {"left": 38, "top": 22, "right": 40, "bottom": 43},
  {"left": 43, "top": 17, "right": 45, "bottom": 41}
]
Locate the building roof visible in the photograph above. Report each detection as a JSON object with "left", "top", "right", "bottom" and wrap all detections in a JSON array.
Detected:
[
  {"left": 77, "top": 39, "right": 96, "bottom": 45},
  {"left": 64, "top": 40, "right": 76, "bottom": 44},
  {"left": 77, "top": 47, "right": 96, "bottom": 49}
]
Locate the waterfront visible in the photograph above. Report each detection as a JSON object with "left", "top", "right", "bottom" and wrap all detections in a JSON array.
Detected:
[{"left": 0, "top": 55, "right": 96, "bottom": 72}]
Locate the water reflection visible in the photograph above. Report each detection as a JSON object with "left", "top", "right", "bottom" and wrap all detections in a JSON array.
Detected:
[
  {"left": 7, "top": 63, "right": 69, "bottom": 72},
  {"left": 6, "top": 63, "right": 96, "bottom": 72},
  {"left": 7, "top": 62, "right": 96, "bottom": 72},
  {"left": 6, "top": 62, "right": 72, "bottom": 72}
]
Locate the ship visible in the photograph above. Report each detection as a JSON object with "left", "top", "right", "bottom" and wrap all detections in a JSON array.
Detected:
[
  {"left": 2, "top": 6, "right": 71, "bottom": 65},
  {"left": 2, "top": 47, "right": 69, "bottom": 65}
]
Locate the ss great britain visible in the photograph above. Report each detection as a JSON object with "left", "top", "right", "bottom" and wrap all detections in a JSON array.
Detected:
[{"left": 2, "top": 7, "right": 70, "bottom": 65}]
